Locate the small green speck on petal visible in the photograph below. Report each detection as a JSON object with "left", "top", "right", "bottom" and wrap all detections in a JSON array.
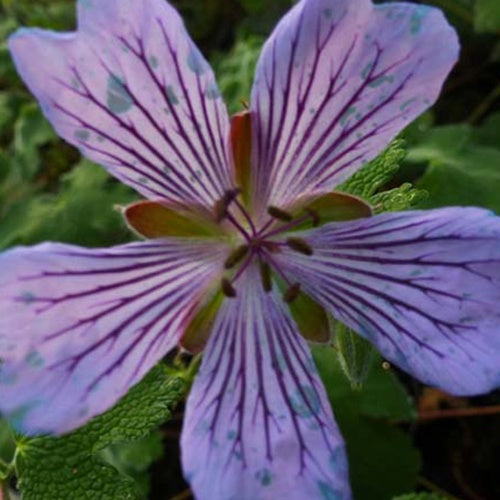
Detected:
[
  {"left": 400, "top": 98, "right": 416, "bottom": 111},
  {"left": 290, "top": 385, "right": 321, "bottom": 419},
  {"left": 255, "top": 468, "right": 273, "bottom": 487},
  {"left": 149, "top": 55, "right": 159, "bottom": 69},
  {"left": 187, "top": 46, "right": 207, "bottom": 75},
  {"left": 0, "top": 368, "right": 17, "bottom": 386},
  {"left": 25, "top": 351, "right": 45, "bottom": 368},
  {"left": 19, "top": 291, "right": 36, "bottom": 305},
  {"left": 340, "top": 107, "right": 356, "bottom": 127},
  {"left": 7, "top": 403, "right": 37, "bottom": 433},
  {"left": 317, "top": 480, "right": 342, "bottom": 500},
  {"left": 75, "top": 129, "right": 90, "bottom": 141},
  {"left": 205, "top": 83, "right": 221, "bottom": 100},
  {"left": 361, "top": 61, "right": 375, "bottom": 80},
  {"left": 166, "top": 85, "right": 179, "bottom": 105},
  {"left": 107, "top": 75, "right": 133, "bottom": 114},
  {"left": 368, "top": 74, "right": 394, "bottom": 88},
  {"left": 410, "top": 6, "right": 431, "bottom": 35}
]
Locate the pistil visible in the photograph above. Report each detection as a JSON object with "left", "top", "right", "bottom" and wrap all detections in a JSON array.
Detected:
[
  {"left": 216, "top": 197, "right": 314, "bottom": 303},
  {"left": 234, "top": 198, "right": 257, "bottom": 236}
]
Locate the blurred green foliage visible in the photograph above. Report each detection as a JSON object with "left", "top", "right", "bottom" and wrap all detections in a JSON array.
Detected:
[
  {"left": 313, "top": 347, "right": 419, "bottom": 500},
  {"left": 4, "top": 367, "right": 185, "bottom": 499},
  {"left": 406, "top": 113, "right": 500, "bottom": 213},
  {"left": 0, "top": 0, "right": 499, "bottom": 498}
]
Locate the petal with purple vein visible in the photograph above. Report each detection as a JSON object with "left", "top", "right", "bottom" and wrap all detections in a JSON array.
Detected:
[
  {"left": 0, "top": 240, "right": 226, "bottom": 434},
  {"left": 181, "top": 265, "right": 351, "bottom": 500},
  {"left": 273, "top": 208, "right": 500, "bottom": 395},
  {"left": 250, "top": 0, "right": 459, "bottom": 216},
  {"left": 9, "top": 0, "right": 233, "bottom": 207}
]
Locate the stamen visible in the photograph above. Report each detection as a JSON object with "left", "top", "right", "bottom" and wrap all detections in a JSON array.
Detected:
[
  {"left": 283, "top": 283, "right": 301, "bottom": 303},
  {"left": 261, "top": 241, "right": 282, "bottom": 254},
  {"left": 224, "top": 245, "right": 249, "bottom": 269},
  {"left": 286, "top": 237, "right": 314, "bottom": 256},
  {"left": 259, "top": 213, "right": 315, "bottom": 240},
  {"left": 259, "top": 260, "right": 272, "bottom": 292},
  {"left": 268, "top": 206, "right": 293, "bottom": 222},
  {"left": 214, "top": 198, "right": 227, "bottom": 223},
  {"left": 221, "top": 278, "right": 237, "bottom": 298},
  {"left": 304, "top": 207, "right": 320, "bottom": 227},
  {"left": 234, "top": 198, "right": 257, "bottom": 236},
  {"left": 261, "top": 250, "right": 291, "bottom": 286},
  {"left": 226, "top": 212, "right": 252, "bottom": 242},
  {"left": 223, "top": 188, "right": 242, "bottom": 205},
  {"left": 213, "top": 188, "right": 242, "bottom": 223}
]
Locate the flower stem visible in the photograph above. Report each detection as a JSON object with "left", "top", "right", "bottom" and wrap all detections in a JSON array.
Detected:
[
  {"left": 416, "top": 475, "right": 460, "bottom": 500},
  {"left": 418, "top": 404, "right": 500, "bottom": 421}
]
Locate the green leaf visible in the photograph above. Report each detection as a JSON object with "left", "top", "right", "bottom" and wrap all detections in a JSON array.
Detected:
[
  {"left": 313, "top": 346, "right": 419, "bottom": 500},
  {"left": 14, "top": 365, "right": 186, "bottom": 499},
  {"left": 339, "top": 140, "right": 406, "bottom": 199},
  {"left": 13, "top": 103, "right": 56, "bottom": 180},
  {"left": 0, "top": 419, "right": 15, "bottom": 465},
  {"left": 334, "top": 321, "right": 376, "bottom": 390},
  {"left": 475, "top": 0, "right": 500, "bottom": 33},
  {"left": 0, "top": 160, "right": 136, "bottom": 250},
  {"left": 340, "top": 139, "right": 427, "bottom": 212},
  {"left": 98, "top": 432, "right": 164, "bottom": 499},
  {"left": 0, "top": 41, "right": 21, "bottom": 89},
  {"left": 0, "top": 92, "right": 24, "bottom": 139},
  {"left": 407, "top": 116, "right": 500, "bottom": 213},
  {"left": 370, "top": 183, "right": 429, "bottom": 213}
]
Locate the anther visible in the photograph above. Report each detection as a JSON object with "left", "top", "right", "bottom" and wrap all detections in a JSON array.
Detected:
[
  {"left": 214, "top": 199, "right": 227, "bottom": 223},
  {"left": 223, "top": 188, "right": 242, "bottom": 205},
  {"left": 286, "top": 237, "right": 314, "bottom": 256},
  {"left": 221, "top": 278, "right": 237, "bottom": 298},
  {"left": 268, "top": 206, "right": 293, "bottom": 222},
  {"left": 262, "top": 241, "right": 282, "bottom": 254},
  {"left": 283, "top": 283, "right": 301, "bottom": 303},
  {"left": 214, "top": 188, "right": 242, "bottom": 223},
  {"left": 305, "top": 207, "right": 320, "bottom": 227},
  {"left": 259, "top": 261, "right": 272, "bottom": 292},
  {"left": 224, "top": 245, "right": 249, "bottom": 269}
]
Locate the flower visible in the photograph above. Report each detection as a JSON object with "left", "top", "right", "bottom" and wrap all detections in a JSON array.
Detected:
[{"left": 1, "top": 0, "right": 499, "bottom": 498}]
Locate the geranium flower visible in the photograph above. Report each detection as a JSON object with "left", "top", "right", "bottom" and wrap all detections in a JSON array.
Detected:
[{"left": 1, "top": 0, "right": 499, "bottom": 497}]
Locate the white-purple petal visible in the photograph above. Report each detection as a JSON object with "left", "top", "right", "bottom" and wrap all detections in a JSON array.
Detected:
[
  {"left": 181, "top": 265, "right": 351, "bottom": 500},
  {"left": 9, "top": 0, "right": 233, "bottom": 206},
  {"left": 273, "top": 208, "right": 500, "bottom": 395},
  {"left": 0, "top": 240, "right": 225, "bottom": 434}
]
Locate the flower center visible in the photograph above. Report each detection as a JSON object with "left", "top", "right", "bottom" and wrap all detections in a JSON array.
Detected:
[{"left": 215, "top": 189, "right": 316, "bottom": 302}]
